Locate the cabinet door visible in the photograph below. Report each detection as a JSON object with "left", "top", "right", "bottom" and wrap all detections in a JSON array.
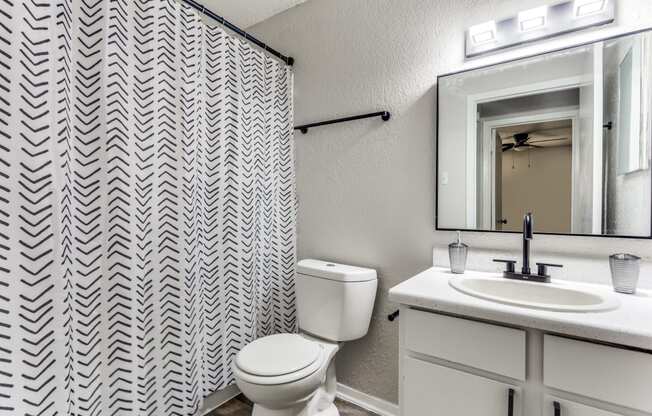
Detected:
[
  {"left": 544, "top": 334, "right": 652, "bottom": 413},
  {"left": 543, "top": 397, "right": 624, "bottom": 416},
  {"left": 403, "top": 357, "right": 521, "bottom": 416}
]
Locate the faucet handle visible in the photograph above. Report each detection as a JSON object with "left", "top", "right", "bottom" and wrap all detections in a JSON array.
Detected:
[
  {"left": 536, "top": 262, "right": 563, "bottom": 277},
  {"left": 493, "top": 259, "right": 516, "bottom": 273}
]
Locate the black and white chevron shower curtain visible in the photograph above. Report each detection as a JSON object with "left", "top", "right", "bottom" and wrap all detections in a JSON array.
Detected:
[{"left": 0, "top": 0, "right": 296, "bottom": 415}]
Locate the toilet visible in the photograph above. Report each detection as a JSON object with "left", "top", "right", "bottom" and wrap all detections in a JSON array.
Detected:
[{"left": 233, "top": 259, "right": 378, "bottom": 416}]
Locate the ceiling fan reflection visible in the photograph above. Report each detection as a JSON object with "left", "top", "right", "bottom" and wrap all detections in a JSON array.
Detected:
[{"left": 501, "top": 132, "right": 568, "bottom": 152}]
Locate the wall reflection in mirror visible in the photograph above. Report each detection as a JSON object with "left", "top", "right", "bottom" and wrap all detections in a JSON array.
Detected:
[{"left": 437, "top": 30, "right": 652, "bottom": 237}]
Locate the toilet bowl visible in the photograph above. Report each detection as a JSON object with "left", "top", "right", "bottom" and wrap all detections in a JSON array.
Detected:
[
  {"left": 233, "top": 260, "right": 377, "bottom": 416},
  {"left": 233, "top": 333, "right": 340, "bottom": 416}
]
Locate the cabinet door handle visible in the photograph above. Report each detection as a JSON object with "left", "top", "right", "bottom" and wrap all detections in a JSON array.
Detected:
[
  {"left": 553, "top": 401, "right": 561, "bottom": 416},
  {"left": 507, "top": 388, "right": 515, "bottom": 416}
]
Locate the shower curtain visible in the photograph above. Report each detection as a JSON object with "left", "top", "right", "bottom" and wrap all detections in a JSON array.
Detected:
[{"left": 0, "top": 0, "right": 296, "bottom": 415}]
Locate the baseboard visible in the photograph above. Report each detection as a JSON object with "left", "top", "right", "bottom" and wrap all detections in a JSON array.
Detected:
[
  {"left": 201, "top": 383, "right": 241, "bottom": 415},
  {"left": 200, "top": 382, "right": 397, "bottom": 416},
  {"left": 336, "top": 383, "right": 399, "bottom": 416}
]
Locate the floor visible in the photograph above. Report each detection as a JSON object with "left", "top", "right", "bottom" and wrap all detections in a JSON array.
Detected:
[{"left": 207, "top": 394, "right": 378, "bottom": 416}]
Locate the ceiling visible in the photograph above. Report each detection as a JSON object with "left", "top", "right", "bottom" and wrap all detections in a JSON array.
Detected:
[{"left": 198, "top": 0, "right": 308, "bottom": 28}]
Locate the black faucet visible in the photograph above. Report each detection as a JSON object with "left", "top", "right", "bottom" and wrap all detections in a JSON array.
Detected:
[
  {"left": 522, "top": 212, "right": 533, "bottom": 275},
  {"left": 493, "top": 212, "right": 563, "bottom": 283}
]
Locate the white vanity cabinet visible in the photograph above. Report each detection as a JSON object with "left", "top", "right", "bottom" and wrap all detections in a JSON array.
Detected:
[
  {"left": 400, "top": 308, "right": 525, "bottom": 416},
  {"left": 398, "top": 307, "right": 652, "bottom": 416}
]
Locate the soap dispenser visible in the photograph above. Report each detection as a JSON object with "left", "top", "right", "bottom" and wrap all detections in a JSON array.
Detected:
[{"left": 448, "top": 231, "right": 468, "bottom": 274}]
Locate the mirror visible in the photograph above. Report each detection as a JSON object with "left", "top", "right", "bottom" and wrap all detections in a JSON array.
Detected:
[{"left": 437, "top": 30, "right": 652, "bottom": 237}]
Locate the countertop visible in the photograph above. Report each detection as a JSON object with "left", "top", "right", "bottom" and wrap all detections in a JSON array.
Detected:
[{"left": 388, "top": 267, "right": 652, "bottom": 350}]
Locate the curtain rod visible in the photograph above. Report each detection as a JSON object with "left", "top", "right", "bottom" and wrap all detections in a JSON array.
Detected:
[{"left": 181, "top": 0, "right": 295, "bottom": 66}]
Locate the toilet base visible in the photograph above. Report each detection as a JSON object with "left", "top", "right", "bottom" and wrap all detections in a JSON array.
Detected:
[
  {"left": 252, "top": 403, "right": 339, "bottom": 416},
  {"left": 250, "top": 356, "right": 340, "bottom": 416}
]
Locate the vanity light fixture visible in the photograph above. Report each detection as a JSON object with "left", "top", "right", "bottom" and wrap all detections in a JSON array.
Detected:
[
  {"left": 465, "top": 0, "right": 615, "bottom": 58},
  {"left": 469, "top": 21, "right": 498, "bottom": 46},
  {"left": 573, "top": 0, "right": 607, "bottom": 18},
  {"left": 518, "top": 6, "right": 548, "bottom": 32}
]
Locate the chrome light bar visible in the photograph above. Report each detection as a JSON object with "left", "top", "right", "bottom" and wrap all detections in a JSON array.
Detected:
[{"left": 465, "top": 0, "right": 615, "bottom": 58}]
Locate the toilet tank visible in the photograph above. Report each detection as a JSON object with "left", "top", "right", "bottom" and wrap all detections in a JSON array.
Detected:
[{"left": 296, "top": 259, "right": 377, "bottom": 342}]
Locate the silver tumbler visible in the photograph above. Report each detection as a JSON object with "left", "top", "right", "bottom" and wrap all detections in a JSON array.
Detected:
[{"left": 609, "top": 253, "right": 640, "bottom": 294}]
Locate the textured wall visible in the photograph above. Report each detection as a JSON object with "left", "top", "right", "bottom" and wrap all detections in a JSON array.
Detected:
[{"left": 250, "top": 0, "right": 652, "bottom": 404}]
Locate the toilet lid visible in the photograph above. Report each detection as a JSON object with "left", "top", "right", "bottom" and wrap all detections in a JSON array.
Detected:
[{"left": 235, "top": 333, "right": 322, "bottom": 377}]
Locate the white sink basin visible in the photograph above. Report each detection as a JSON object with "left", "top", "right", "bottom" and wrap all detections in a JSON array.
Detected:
[{"left": 449, "top": 276, "right": 620, "bottom": 312}]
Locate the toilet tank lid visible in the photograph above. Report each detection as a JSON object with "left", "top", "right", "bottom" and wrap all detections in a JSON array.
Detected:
[{"left": 297, "top": 259, "right": 377, "bottom": 282}]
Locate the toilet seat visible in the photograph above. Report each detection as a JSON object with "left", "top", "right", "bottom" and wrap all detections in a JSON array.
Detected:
[{"left": 234, "top": 334, "right": 325, "bottom": 385}]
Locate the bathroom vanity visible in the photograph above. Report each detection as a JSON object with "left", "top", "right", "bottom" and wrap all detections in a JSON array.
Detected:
[
  {"left": 423, "top": 24, "right": 652, "bottom": 414},
  {"left": 389, "top": 268, "right": 652, "bottom": 416}
]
